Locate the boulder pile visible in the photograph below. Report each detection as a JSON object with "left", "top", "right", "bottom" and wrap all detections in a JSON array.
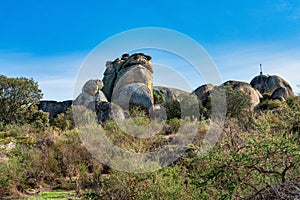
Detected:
[{"left": 38, "top": 53, "right": 295, "bottom": 122}]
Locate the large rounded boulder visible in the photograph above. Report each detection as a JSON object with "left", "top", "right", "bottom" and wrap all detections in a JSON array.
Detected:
[
  {"left": 192, "top": 84, "right": 214, "bottom": 104},
  {"left": 250, "top": 74, "right": 294, "bottom": 101},
  {"left": 74, "top": 79, "right": 107, "bottom": 107},
  {"left": 223, "top": 80, "right": 262, "bottom": 108},
  {"left": 103, "top": 53, "right": 154, "bottom": 111},
  {"left": 153, "top": 86, "right": 191, "bottom": 103}
]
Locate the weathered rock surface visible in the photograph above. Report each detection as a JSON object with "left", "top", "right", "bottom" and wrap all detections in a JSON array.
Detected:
[
  {"left": 192, "top": 84, "right": 214, "bottom": 104},
  {"left": 153, "top": 86, "right": 191, "bottom": 102},
  {"left": 83, "top": 79, "right": 103, "bottom": 96},
  {"left": 223, "top": 80, "right": 262, "bottom": 108},
  {"left": 250, "top": 74, "right": 294, "bottom": 101},
  {"left": 112, "top": 83, "right": 153, "bottom": 110},
  {"left": 102, "top": 53, "right": 154, "bottom": 110},
  {"left": 74, "top": 79, "right": 107, "bottom": 107},
  {"left": 95, "top": 102, "right": 125, "bottom": 124},
  {"left": 39, "top": 52, "right": 296, "bottom": 124},
  {"left": 149, "top": 105, "right": 167, "bottom": 122},
  {"left": 38, "top": 100, "right": 72, "bottom": 119},
  {"left": 193, "top": 81, "right": 262, "bottom": 109},
  {"left": 271, "top": 87, "right": 290, "bottom": 101},
  {"left": 102, "top": 61, "right": 117, "bottom": 101}
]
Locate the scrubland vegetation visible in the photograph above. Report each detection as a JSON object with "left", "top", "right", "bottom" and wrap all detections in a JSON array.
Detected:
[{"left": 1, "top": 75, "right": 300, "bottom": 199}]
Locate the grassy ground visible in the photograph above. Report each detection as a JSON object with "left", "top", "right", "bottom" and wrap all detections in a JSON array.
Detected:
[{"left": 27, "top": 190, "right": 77, "bottom": 200}]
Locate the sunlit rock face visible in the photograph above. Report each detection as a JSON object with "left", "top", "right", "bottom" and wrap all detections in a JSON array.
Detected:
[
  {"left": 102, "top": 53, "right": 154, "bottom": 110},
  {"left": 250, "top": 74, "right": 294, "bottom": 101},
  {"left": 74, "top": 79, "right": 107, "bottom": 107},
  {"left": 193, "top": 81, "right": 262, "bottom": 110},
  {"left": 192, "top": 84, "right": 214, "bottom": 104},
  {"left": 154, "top": 86, "right": 191, "bottom": 103},
  {"left": 222, "top": 80, "right": 262, "bottom": 108}
]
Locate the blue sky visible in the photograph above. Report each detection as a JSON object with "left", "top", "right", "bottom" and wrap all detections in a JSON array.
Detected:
[{"left": 1, "top": 0, "right": 300, "bottom": 100}]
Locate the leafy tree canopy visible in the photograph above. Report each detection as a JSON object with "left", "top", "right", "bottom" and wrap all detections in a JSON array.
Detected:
[{"left": 0, "top": 75, "right": 43, "bottom": 124}]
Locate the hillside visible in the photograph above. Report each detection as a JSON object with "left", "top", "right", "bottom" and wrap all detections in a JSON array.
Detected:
[{"left": 0, "top": 54, "right": 300, "bottom": 199}]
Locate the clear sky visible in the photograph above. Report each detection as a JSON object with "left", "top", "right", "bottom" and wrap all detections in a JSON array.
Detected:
[{"left": 1, "top": 0, "right": 300, "bottom": 100}]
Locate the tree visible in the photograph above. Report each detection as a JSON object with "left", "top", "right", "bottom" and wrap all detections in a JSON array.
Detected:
[
  {"left": 224, "top": 86, "right": 252, "bottom": 118},
  {"left": 163, "top": 99, "right": 181, "bottom": 119},
  {"left": 0, "top": 75, "right": 43, "bottom": 124},
  {"left": 204, "top": 85, "right": 252, "bottom": 119}
]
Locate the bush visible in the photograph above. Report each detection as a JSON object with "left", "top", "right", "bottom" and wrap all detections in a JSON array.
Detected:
[
  {"left": 153, "top": 90, "right": 165, "bottom": 104},
  {"left": 258, "top": 99, "right": 282, "bottom": 111},
  {"left": 204, "top": 85, "right": 252, "bottom": 119},
  {"left": 51, "top": 107, "right": 74, "bottom": 131},
  {"left": 28, "top": 109, "right": 50, "bottom": 130},
  {"left": 163, "top": 99, "right": 181, "bottom": 119},
  {"left": 224, "top": 86, "right": 252, "bottom": 118},
  {"left": 188, "top": 113, "right": 300, "bottom": 199}
]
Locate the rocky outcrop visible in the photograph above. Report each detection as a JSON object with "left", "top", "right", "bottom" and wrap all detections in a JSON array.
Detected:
[
  {"left": 39, "top": 52, "right": 296, "bottom": 124},
  {"left": 38, "top": 100, "right": 72, "bottom": 119},
  {"left": 102, "top": 53, "right": 154, "bottom": 110},
  {"left": 250, "top": 74, "right": 294, "bottom": 101},
  {"left": 223, "top": 81, "right": 262, "bottom": 108},
  {"left": 95, "top": 102, "right": 125, "bottom": 124},
  {"left": 193, "top": 81, "right": 262, "bottom": 109},
  {"left": 271, "top": 87, "right": 290, "bottom": 101},
  {"left": 74, "top": 79, "right": 107, "bottom": 107},
  {"left": 154, "top": 86, "right": 191, "bottom": 102},
  {"left": 192, "top": 84, "right": 214, "bottom": 104}
]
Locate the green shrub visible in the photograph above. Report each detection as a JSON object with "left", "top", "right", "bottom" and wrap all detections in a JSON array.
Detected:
[
  {"left": 129, "top": 106, "right": 147, "bottom": 118},
  {"left": 99, "top": 166, "right": 199, "bottom": 199},
  {"left": 286, "top": 96, "right": 300, "bottom": 111},
  {"left": 28, "top": 109, "right": 49, "bottom": 130},
  {"left": 204, "top": 85, "right": 252, "bottom": 119},
  {"left": 225, "top": 86, "right": 252, "bottom": 118},
  {"left": 164, "top": 118, "right": 182, "bottom": 134},
  {"left": 153, "top": 90, "right": 165, "bottom": 104},
  {"left": 188, "top": 113, "right": 300, "bottom": 199},
  {"left": 163, "top": 99, "right": 181, "bottom": 119},
  {"left": 258, "top": 99, "right": 282, "bottom": 110},
  {"left": 50, "top": 107, "right": 75, "bottom": 131}
]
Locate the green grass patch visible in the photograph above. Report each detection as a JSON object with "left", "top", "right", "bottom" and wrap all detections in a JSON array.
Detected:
[{"left": 28, "top": 190, "right": 76, "bottom": 200}]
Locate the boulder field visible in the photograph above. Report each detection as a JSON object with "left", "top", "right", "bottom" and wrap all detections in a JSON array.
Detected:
[{"left": 38, "top": 53, "right": 295, "bottom": 122}]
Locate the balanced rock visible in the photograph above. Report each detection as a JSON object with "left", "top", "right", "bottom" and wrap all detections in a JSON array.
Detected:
[
  {"left": 74, "top": 79, "right": 107, "bottom": 107},
  {"left": 102, "top": 53, "right": 154, "bottom": 110},
  {"left": 83, "top": 79, "right": 103, "bottom": 96},
  {"left": 250, "top": 74, "right": 294, "bottom": 101}
]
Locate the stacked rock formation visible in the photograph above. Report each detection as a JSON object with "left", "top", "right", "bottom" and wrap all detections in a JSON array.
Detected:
[
  {"left": 102, "top": 53, "right": 154, "bottom": 110},
  {"left": 74, "top": 79, "right": 107, "bottom": 107},
  {"left": 38, "top": 52, "right": 295, "bottom": 122},
  {"left": 250, "top": 74, "right": 294, "bottom": 101}
]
